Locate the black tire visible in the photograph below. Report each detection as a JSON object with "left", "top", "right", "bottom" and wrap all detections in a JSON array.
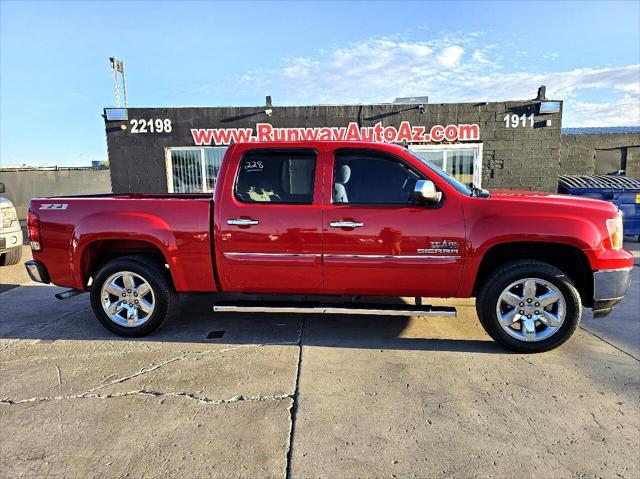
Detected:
[
  {"left": 476, "top": 260, "right": 582, "bottom": 353},
  {"left": 0, "top": 247, "right": 22, "bottom": 266},
  {"left": 90, "top": 255, "right": 178, "bottom": 337}
]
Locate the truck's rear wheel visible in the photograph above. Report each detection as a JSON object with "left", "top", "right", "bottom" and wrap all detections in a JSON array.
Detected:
[
  {"left": 476, "top": 260, "right": 582, "bottom": 353},
  {"left": 90, "top": 256, "right": 177, "bottom": 337}
]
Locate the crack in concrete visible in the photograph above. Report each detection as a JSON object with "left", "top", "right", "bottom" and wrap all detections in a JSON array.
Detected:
[
  {"left": 141, "top": 390, "right": 294, "bottom": 405},
  {"left": 285, "top": 318, "right": 305, "bottom": 479},
  {"left": 1, "top": 341, "right": 301, "bottom": 407},
  {"left": 579, "top": 326, "right": 639, "bottom": 362},
  {"left": 2, "top": 333, "right": 299, "bottom": 408},
  {"left": 0, "top": 341, "right": 20, "bottom": 353},
  {"left": 85, "top": 343, "right": 293, "bottom": 394},
  {"left": 55, "top": 365, "right": 62, "bottom": 387},
  {"left": 84, "top": 352, "right": 192, "bottom": 394},
  {"left": 0, "top": 389, "right": 293, "bottom": 406}
]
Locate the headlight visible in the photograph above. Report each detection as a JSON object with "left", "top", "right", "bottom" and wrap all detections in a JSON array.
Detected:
[
  {"left": 605, "top": 213, "right": 623, "bottom": 250},
  {"left": 1, "top": 207, "right": 18, "bottom": 228}
]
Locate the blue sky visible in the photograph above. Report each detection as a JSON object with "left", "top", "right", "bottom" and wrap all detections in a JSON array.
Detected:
[{"left": 1, "top": 0, "right": 639, "bottom": 167}]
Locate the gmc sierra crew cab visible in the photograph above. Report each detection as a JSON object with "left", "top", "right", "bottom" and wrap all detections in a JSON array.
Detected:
[{"left": 24, "top": 141, "right": 633, "bottom": 352}]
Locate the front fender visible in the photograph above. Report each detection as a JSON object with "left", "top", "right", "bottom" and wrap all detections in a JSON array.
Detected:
[{"left": 459, "top": 212, "right": 603, "bottom": 297}]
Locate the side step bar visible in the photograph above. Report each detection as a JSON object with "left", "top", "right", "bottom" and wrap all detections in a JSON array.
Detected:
[
  {"left": 213, "top": 301, "right": 456, "bottom": 318},
  {"left": 55, "top": 289, "right": 85, "bottom": 300}
]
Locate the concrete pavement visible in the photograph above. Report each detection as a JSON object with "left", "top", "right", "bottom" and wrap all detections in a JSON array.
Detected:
[{"left": 1, "top": 249, "right": 638, "bottom": 478}]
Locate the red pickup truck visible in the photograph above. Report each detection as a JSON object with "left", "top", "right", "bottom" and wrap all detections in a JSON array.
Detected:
[{"left": 24, "top": 141, "right": 633, "bottom": 352}]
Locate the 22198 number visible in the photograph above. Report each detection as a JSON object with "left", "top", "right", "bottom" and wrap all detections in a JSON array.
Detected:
[{"left": 130, "top": 118, "right": 172, "bottom": 133}]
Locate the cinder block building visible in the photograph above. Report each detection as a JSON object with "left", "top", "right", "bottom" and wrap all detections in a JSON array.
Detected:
[
  {"left": 560, "top": 127, "right": 640, "bottom": 179},
  {"left": 103, "top": 93, "right": 640, "bottom": 194}
]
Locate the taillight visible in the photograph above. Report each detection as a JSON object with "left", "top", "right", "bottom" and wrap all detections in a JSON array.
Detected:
[{"left": 27, "top": 209, "right": 42, "bottom": 251}]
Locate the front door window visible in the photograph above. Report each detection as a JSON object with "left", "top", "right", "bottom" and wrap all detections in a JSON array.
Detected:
[{"left": 332, "top": 155, "right": 421, "bottom": 205}]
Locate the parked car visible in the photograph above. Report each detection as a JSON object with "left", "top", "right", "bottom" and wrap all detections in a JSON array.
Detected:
[
  {"left": 24, "top": 141, "right": 633, "bottom": 352},
  {"left": 0, "top": 182, "right": 23, "bottom": 266}
]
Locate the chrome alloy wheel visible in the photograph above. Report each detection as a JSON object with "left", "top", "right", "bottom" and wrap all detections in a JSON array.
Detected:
[
  {"left": 101, "top": 271, "right": 155, "bottom": 327},
  {"left": 495, "top": 277, "right": 566, "bottom": 342}
]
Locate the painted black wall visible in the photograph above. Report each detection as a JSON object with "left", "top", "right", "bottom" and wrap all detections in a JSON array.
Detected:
[{"left": 104, "top": 100, "right": 563, "bottom": 194}]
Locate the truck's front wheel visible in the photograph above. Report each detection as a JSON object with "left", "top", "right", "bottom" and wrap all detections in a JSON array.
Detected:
[
  {"left": 476, "top": 260, "right": 582, "bottom": 353},
  {"left": 90, "top": 256, "right": 177, "bottom": 337}
]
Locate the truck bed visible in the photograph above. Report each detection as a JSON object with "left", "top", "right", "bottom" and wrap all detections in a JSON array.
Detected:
[{"left": 29, "top": 194, "right": 217, "bottom": 292}]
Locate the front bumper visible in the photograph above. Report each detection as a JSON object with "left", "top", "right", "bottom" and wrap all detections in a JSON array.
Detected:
[
  {"left": 24, "top": 260, "right": 50, "bottom": 284},
  {"left": 592, "top": 267, "right": 633, "bottom": 317},
  {"left": 0, "top": 228, "right": 23, "bottom": 253}
]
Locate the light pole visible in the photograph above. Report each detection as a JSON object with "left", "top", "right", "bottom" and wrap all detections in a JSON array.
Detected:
[{"left": 109, "top": 57, "right": 128, "bottom": 107}]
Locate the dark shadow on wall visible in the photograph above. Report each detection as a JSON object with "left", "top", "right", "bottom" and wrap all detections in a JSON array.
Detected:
[
  {"left": 363, "top": 106, "right": 421, "bottom": 122},
  {"left": 220, "top": 111, "right": 265, "bottom": 123}
]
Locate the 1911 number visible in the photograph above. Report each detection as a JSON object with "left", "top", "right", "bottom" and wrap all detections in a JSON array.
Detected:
[
  {"left": 130, "top": 118, "right": 172, "bottom": 133},
  {"left": 504, "top": 114, "right": 534, "bottom": 128}
]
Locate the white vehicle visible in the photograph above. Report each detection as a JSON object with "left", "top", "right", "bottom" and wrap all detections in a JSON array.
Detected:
[{"left": 0, "top": 183, "right": 23, "bottom": 266}]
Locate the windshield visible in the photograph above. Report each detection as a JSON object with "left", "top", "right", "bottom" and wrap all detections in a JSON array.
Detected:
[{"left": 406, "top": 150, "right": 473, "bottom": 196}]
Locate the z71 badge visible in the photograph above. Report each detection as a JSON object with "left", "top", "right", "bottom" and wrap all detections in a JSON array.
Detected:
[
  {"left": 40, "top": 203, "right": 68, "bottom": 210},
  {"left": 418, "top": 240, "right": 460, "bottom": 255}
]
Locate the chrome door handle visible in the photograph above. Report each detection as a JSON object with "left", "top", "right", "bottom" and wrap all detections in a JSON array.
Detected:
[
  {"left": 329, "top": 221, "right": 363, "bottom": 228},
  {"left": 227, "top": 218, "right": 259, "bottom": 226}
]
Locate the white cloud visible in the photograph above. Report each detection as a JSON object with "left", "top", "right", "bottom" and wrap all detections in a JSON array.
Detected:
[
  {"left": 471, "top": 49, "right": 491, "bottom": 64},
  {"left": 437, "top": 45, "right": 464, "bottom": 67},
  {"left": 282, "top": 58, "right": 318, "bottom": 78},
  {"left": 230, "top": 35, "right": 640, "bottom": 127},
  {"left": 568, "top": 95, "right": 640, "bottom": 127}
]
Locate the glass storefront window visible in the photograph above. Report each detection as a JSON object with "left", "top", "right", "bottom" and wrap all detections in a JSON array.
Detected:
[
  {"left": 167, "top": 147, "right": 228, "bottom": 193},
  {"left": 204, "top": 148, "right": 226, "bottom": 191},
  {"left": 169, "top": 149, "right": 202, "bottom": 193},
  {"left": 447, "top": 150, "right": 475, "bottom": 187},
  {"left": 409, "top": 144, "right": 482, "bottom": 188},
  {"left": 418, "top": 150, "right": 444, "bottom": 170}
]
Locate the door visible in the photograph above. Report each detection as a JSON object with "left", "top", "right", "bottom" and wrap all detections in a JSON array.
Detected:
[
  {"left": 217, "top": 148, "right": 323, "bottom": 293},
  {"left": 322, "top": 148, "right": 466, "bottom": 297}
]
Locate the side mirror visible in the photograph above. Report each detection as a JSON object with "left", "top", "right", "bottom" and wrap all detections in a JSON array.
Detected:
[
  {"left": 0, "top": 183, "right": 5, "bottom": 194},
  {"left": 413, "top": 179, "right": 442, "bottom": 204}
]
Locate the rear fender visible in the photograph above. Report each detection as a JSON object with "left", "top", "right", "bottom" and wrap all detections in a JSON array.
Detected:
[{"left": 71, "top": 212, "right": 181, "bottom": 290}]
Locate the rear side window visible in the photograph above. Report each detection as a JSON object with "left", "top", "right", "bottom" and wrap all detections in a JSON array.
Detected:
[
  {"left": 333, "top": 151, "right": 421, "bottom": 205},
  {"left": 235, "top": 151, "right": 316, "bottom": 204}
]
